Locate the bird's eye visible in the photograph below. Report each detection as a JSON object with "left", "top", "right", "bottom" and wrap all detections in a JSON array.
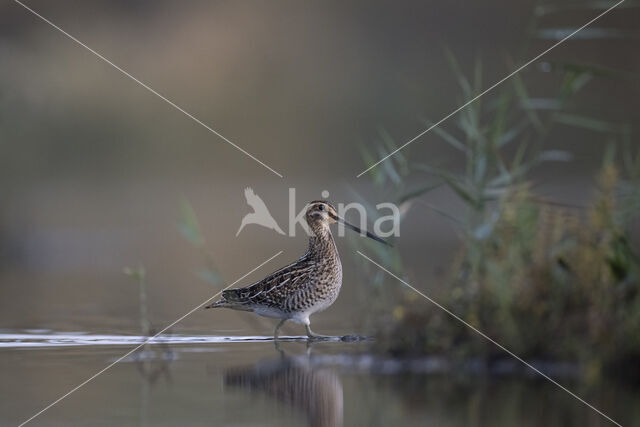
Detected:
[{"left": 318, "top": 205, "right": 324, "bottom": 211}]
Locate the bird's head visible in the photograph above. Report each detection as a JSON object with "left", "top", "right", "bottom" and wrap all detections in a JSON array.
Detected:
[
  {"left": 306, "top": 200, "right": 338, "bottom": 225},
  {"left": 305, "top": 200, "right": 391, "bottom": 246}
]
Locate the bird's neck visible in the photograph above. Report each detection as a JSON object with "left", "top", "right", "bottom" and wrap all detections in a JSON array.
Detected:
[{"left": 307, "top": 225, "right": 339, "bottom": 259}]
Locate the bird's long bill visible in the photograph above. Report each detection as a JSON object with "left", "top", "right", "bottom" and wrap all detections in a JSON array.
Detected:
[{"left": 330, "top": 213, "right": 392, "bottom": 247}]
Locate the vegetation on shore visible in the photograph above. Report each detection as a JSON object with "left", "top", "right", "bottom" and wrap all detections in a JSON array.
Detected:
[{"left": 356, "top": 2, "right": 640, "bottom": 382}]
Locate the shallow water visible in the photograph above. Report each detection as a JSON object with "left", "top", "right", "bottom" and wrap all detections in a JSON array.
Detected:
[
  {"left": 1, "top": 331, "right": 639, "bottom": 427},
  {"left": 0, "top": 332, "right": 322, "bottom": 348}
]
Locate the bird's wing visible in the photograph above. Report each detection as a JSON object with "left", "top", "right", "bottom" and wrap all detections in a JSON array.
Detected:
[
  {"left": 244, "top": 187, "right": 270, "bottom": 213},
  {"left": 222, "top": 257, "right": 314, "bottom": 307}
]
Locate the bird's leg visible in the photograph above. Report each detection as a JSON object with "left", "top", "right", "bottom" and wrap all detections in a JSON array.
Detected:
[
  {"left": 305, "top": 324, "right": 332, "bottom": 340},
  {"left": 273, "top": 319, "right": 286, "bottom": 341}
]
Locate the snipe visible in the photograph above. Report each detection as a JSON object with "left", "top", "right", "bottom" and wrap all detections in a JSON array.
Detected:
[{"left": 206, "top": 200, "right": 390, "bottom": 339}]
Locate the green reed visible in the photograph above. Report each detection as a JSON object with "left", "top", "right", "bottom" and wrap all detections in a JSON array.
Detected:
[{"left": 359, "top": 0, "right": 640, "bottom": 382}]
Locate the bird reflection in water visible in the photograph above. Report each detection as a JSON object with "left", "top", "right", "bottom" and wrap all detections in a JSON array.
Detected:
[{"left": 225, "top": 349, "right": 343, "bottom": 427}]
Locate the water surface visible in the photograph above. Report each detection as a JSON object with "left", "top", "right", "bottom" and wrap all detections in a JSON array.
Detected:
[{"left": 1, "top": 330, "right": 638, "bottom": 427}]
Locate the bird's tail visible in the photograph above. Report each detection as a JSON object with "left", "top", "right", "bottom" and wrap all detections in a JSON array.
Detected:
[
  {"left": 204, "top": 289, "right": 251, "bottom": 310},
  {"left": 204, "top": 299, "right": 227, "bottom": 309}
]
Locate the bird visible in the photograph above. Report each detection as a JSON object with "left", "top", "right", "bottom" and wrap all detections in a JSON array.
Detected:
[
  {"left": 206, "top": 200, "right": 390, "bottom": 340},
  {"left": 224, "top": 352, "right": 343, "bottom": 427},
  {"left": 236, "top": 187, "right": 285, "bottom": 236}
]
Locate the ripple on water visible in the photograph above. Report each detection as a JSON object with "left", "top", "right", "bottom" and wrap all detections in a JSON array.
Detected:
[{"left": 0, "top": 331, "right": 362, "bottom": 349}]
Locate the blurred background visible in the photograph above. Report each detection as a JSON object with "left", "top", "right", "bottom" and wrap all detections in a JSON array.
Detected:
[{"left": 1, "top": 1, "right": 640, "bottom": 426}]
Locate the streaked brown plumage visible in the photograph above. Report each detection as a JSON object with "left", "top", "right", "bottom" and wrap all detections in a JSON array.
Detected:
[
  {"left": 206, "top": 200, "right": 389, "bottom": 339},
  {"left": 225, "top": 354, "right": 343, "bottom": 427}
]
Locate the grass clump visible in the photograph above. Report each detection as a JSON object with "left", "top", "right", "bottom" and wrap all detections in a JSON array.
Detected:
[
  {"left": 361, "top": 2, "right": 640, "bottom": 379},
  {"left": 377, "top": 156, "right": 640, "bottom": 381}
]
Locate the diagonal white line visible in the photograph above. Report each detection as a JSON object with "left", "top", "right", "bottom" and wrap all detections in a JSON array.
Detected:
[
  {"left": 356, "top": 0, "right": 625, "bottom": 177},
  {"left": 17, "top": 250, "right": 283, "bottom": 427},
  {"left": 13, "top": 0, "right": 284, "bottom": 178},
  {"left": 356, "top": 250, "right": 623, "bottom": 427}
]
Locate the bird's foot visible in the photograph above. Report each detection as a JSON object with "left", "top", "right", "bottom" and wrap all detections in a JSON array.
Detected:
[{"left": 305, "top": 325, "right": 334, "bottom": 341}]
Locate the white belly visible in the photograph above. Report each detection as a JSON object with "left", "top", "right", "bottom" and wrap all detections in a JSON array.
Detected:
[{"left": 253, "top": 306, "right": 288, "bottom": 319}]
